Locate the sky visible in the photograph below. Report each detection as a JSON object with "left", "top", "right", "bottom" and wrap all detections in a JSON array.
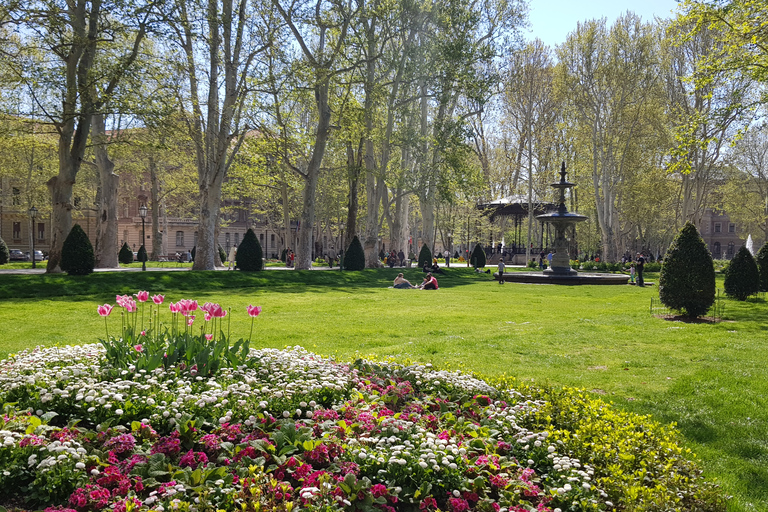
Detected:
[{"left": 527, "top": 0, "right": 681, "bottom": 48}]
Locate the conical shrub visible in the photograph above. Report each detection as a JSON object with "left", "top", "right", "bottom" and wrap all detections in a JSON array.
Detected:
[
  {"left": 470, "top": 243, "right": 486, "bottom": 269},
  {"left": 236, "top": 229, "right": 264, "bottom": 271},
  {"left": 418, "top": 245, "right": 432, "bottom": 269},
  {"left": 218, "top": 245, "right": 227, "bottom": 263},
  {"left": 659, "top": 222, "right": 715, "bottom": 317},
  {"left": 0, "top": 235, "right": 8, "bottom": 265},
  {"left": 756, "top": 242, "right": 768, "bottom": 292},
  {"left": 137, "top": 245, "right": 148, "bottom": 263},
  {"left": 60, "top": 224, "right": 95, "bottom": 275},
  {"left": 344, "top": 235, "right": 365, "bottom": 270},
  {"left": 118, "top": 242, "right": 134, "bottom": 264},
  {"left": 724, "top": 245, "right": 760, "bottom": 301}
]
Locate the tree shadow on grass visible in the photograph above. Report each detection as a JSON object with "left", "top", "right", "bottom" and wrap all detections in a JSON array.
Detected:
[{"left": 654, "top": 314, "right": 722, "bottom": 324}]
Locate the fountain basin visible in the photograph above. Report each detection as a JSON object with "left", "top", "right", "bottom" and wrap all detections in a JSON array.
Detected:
[{"left": 495, "top": 272, "right": 630, "bottom": 285}]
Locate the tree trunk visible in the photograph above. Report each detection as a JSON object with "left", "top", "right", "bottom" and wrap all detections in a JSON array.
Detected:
[
  {"left": 92, "top": 113, "right": 119, "bottom": 268},
  {"left": 193, "top": 182, "right": 223, "bottom": 270},
  {"left": 150, "top": 157, "right": 163, "bottom": 260},
  {"left": 295, "top": 80, "right": 332, "bottom": 270}
]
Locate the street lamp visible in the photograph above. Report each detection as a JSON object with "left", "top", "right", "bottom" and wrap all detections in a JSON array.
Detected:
[
  {"left": 29, "top": 206, "right": 37, "bottom": 269},
  {"left": 139, "top": 204, "right": 148, "bottom": 271}
]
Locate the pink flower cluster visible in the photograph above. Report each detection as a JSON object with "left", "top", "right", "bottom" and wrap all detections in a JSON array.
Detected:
[
  {"left": 179, "top": 449, "right": 209, "bottom": 469},
  {"left": 115, "top": 295, "right": 137, "bottom": 312},
  {"left": 169, "top": 299, "right": 198, "bottom": 315},
  {"left": 102, "top": 433, "right": 136, "bottom": 454},
  {"left": 201, "top": 302, "right": 227, "bottom": 319}
]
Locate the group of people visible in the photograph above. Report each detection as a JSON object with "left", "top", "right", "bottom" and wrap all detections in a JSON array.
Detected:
[
  {"left": 393, "top": 272, "right": 438, "bottom": 290},
  {"left": 382, "top": 249, "right": 407, "bottom": 267}
]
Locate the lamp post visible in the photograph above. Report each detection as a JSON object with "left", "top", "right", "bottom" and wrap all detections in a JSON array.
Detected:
[
  {"left": 139, "top": 204, "right": 147, "bottom": 271},
  {"left": 29, "top": 206, "right": 37, "bottom": 269}
]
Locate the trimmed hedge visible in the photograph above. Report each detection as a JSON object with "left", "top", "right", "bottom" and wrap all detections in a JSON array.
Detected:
[
  {"left": 724, "top": 245, "right": 759, "bottom": 301},
  {"left": 470, "top": 243, "right": 486, "bottom": 269},
  {"left": 757, "top": 242, "right": 768, "bottom": 292},
  {"left": 0, "top": 235, "right": 8, "bottom": 265},
  {"left": 137, "top": 245, "right": 148, "bottom": 263},
  {"left": 118, "top": 242, "right": 133, "bottom": 264},
  {"left": 343, "top": 235, "right": 365, "bottom": 271},
  {"left": 60, "top": 224, "right": 95, "bottom": 276},
  {"left": 659, "top": 222, "right": 715, "bottom": 317},
  {"left": 218, "top": 245, "right": 227, "bottom": 264},
  {"left": 417, "top": 244, "right": 432, "bottom": 269},
  {"left": 236, "top": 229, "right": 264, "bottom": 271}
]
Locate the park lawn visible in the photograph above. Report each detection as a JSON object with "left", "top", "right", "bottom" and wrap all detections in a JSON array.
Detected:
[{"left": 0, "top": 267, "right": 765, "bottom": 511}]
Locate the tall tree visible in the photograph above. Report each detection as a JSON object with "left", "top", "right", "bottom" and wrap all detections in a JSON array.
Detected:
[
  {"left": 270, "top": 0, "right": 357, "bottom": 270},
  {"left": 558, "top": 14, "right": 662, "bottom": 261},
  {"left": 168, "top": 0, "right": 276, "bottom": 270},
  {"left": 5, "top": 0, "right": 157, "bottom": 272}
]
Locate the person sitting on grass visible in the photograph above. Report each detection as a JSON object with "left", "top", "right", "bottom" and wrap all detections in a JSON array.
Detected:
[
  {"left": 420, "top": 272, "right": 438, "bottom": 290},
  {"left": 423, "top": 262, "right": 445, "bottom": 274},
  {"left": 393, "top": 273, "right": 416, "bottom": 289}
]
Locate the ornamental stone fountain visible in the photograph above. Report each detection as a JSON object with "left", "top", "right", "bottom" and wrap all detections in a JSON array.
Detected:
[
  {"left": 498, "top": 162, "right": 629, "bottom": 285},
  {"left": 537, "top": 162, "right": 587, "bottom": 276}
]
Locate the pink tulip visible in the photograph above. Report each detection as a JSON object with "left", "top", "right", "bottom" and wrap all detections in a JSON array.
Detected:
[
  {"left": 116, "top": 294, "right": 131, "bottom": 307},
  {"left": 152, "top": 294, "right": 165, "bottom": 305},
  {"left": 97, "top": 304, "right": 113, "bottom": 317},
  {"left": 187, "top": 315, "right": 195, "bottom": 326},
  {"left": 134, "top": 345, "right": 143, "bottom": 352},
  {"left": 169, "top": 302, "right": 181, "bottom": 314},
  {"left": 135, "top": 291, "right": 149, "bottom": 302},
  {"left": 205, "top": 334, "right": 213, "bottom": 341},
  {"left": 140, "top": 331, "right": 146, "bottom": 336},
  {"left": 204, "top": 312, "right": 212, "bottom": 322},
  {"left": 247, "top": 305, "right": 262, "bottom": 317},
  {"left": 124, "top": 299, "right": 137, "bottom": 313}
]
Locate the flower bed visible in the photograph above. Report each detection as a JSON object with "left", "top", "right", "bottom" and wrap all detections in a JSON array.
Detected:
[{"left": 0, "top": 293, "right": 726, "bottom": 512}]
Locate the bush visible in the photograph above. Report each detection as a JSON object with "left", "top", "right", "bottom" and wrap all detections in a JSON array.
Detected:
[
  {"left": 281, "top": 248, "right": 288, "bottom": 262},
  {"left": 236, "top": 229, "right": 264, "bottom": 271},
  {"left": 218, "top": 245, "right": 227, "bottom": 263},
  {"left": 60, "top": 224, "right": 95, "bottom": 276},
  {"left": 0, "top": 235, "right": 8, "bottom": 265},
  {"left": 756, "top": 242, "right": 768, "bottom": 292},
  {"left": 724, "top": 245, "right": 760, "bottom": 301},
  {"left": 417, "top": 244, "right": 432, "bottom": 269},
  {"left": 118, "top": 242, "right": 133, "bottom": 264},
  {"left": 659, "top": 222, "right": 716, "bottom": 317},
  {"left": 470, "top": 243, "right": 486, "bottom": 268},
  {"left": 137, "top": 245, "right": 148, "bottom": 263},
  {"left": 344, "top": 235, "right": 365, "bottom": 270},
  {"left": 528, "top": 259, "right": 538, "bottom": 268}
]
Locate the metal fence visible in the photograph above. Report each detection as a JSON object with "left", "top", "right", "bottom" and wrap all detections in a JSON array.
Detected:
[{"left": 650, "top": 289, "right": 725, "bottom": 322}]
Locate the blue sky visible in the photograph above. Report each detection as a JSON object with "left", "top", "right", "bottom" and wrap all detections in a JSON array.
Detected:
[{"left": 527, "top": 0, "right": 681, "bottom": 47}]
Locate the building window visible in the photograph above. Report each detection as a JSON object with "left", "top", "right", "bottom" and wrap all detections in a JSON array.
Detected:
[
  {"left": 234, "top": 232, "right": 239, "bottom": 246},
  {"left": 13, "top": 222, "right": 21, "bottom": 239},
  {"left": 194, "top": 231, "right": 198, "bottom": 248},
  {"left": 176, "top": 231, "right": 184, "bottom": 246},
  {"left": 37, "top": 222, "right": 44, "bottom": 241},
  {"left": 714, "top": 223, "right": 721, "bottom": 233},
  {"left": 259, "top": 233, "right": 264, "bottom": 243},
  {"left": 12, "top": 188, "right": 20, "bottom": 206},
  {"left": 729, "top": 223, "right": 735, "bottom": 233},
  {"left": 713, "top": 242, "right": 721, "bottom": 257},
  {"left": 225, "top": 233, "right": 230, "bottom": 251},
  {"left": 271, "top": 234, "right": 275, "bottom": 248},
  {"left": 123, "top": 230, "right": 129, "bottom": 244},
  {"left": 123, "top": 201, "right": 129, "bottom": 218},
  {"left": 727, "top": 242, "right": 735, "bottom": 257}
]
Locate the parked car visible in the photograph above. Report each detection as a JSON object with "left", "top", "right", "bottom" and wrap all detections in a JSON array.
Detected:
[
  {"left": 32, "top": 250, "right": 46, "bottom": 261},
  {"left": 9, "top": 249, "right": 29, "bottom": 261}
]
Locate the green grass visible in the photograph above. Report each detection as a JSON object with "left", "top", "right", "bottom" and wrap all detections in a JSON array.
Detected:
[{"left": 0, "top": 267, "right": 765, "bottom": 511}]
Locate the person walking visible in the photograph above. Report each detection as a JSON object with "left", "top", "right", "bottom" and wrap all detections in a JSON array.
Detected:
[
  {"left": 444, "top": 249, "right": 450, "bottom": 267},
  {"left": 227, "top": 246, "right": 237, "bottom": 270},
  {"left": 497, "top": 258, "right": 505, "bottom": 284}
]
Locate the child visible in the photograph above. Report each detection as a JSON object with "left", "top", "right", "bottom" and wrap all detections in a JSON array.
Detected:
[{"left": 629, "top": 264, "right": 635, "bottom": 284}]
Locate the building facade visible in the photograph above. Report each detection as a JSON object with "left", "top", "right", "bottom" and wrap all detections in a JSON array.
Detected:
[{"left": 699, "top": 209, "right": 746, "bottom": 260}]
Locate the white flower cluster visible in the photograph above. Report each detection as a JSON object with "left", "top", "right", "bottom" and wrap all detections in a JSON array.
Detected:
[{"left": 29, "top": 439, "right": 88, "bottom": 473}]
